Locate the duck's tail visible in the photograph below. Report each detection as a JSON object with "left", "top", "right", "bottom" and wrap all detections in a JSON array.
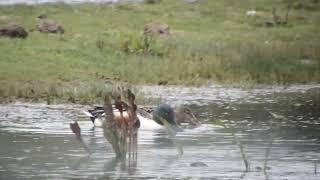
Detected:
[
  {"left": 83, "top": 106, "right": 105, "bottom": 124},
  {"left": 82, "top": 110, "right": 95, "bottom": 124}
]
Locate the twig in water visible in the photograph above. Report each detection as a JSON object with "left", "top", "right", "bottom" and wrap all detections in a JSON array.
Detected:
[
  {"left": 263, "top": 111, "right": 286, "bottom": 179},
  {"left": 263, "top": 123, "right": 274, "bottom": 173},
  {"left": 217, "top": 119, "right": 249, "bottom": 171},
  {"left": 229, "top": 124, "right": 250, "bottom": 171},
  {"left": 263, "top": 127, "right": 273, "bottom": 180}
]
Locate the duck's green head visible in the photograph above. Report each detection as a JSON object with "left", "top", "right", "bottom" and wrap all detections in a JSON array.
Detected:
[{"left": 152, "top": 104, "right": 177, "bottom": 126}]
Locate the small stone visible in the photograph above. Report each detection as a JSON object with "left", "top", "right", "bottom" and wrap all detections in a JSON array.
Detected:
[
  {"left": 0, "top": 23, "right": 28, "bottom": 38},
  {"left": 158, "top": 80, "right": 168, "bottom": 85},
  {"left": 0, "top": 15, "right": 9, "bottom": 21},
  {"left": 144, "top": 21, "right": 170, "bottom": 35},
  {"left": 37, "top": 18, "right": 64, "bottom": 34},
  {"left": 190, "top": 162, "right": 208, "bottom": 167},
  {"left": 264, "top": 21, "right": 275, "bottom": 27},
  {"left": 246, "top": 10, "right": 257, "bottom": 17},
  {"left": 37, "top": 14, "right": 47, "bottom": 19}
]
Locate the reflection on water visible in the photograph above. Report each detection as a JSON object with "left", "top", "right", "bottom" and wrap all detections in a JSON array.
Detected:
[{"left": 0, "top": 85, "right": 320, "bottom": 179}]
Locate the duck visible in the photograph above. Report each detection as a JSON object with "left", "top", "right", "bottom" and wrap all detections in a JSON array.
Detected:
[{"left": 83, "top": 104, "right": 200, "bottom": 130}]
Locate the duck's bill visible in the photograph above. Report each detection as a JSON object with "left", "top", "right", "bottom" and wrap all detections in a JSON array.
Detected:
[
  {"left": 188, "top": 113, "right": 201, "bottom": 126},
  {"left": 82, "top": 110, "right": 94, "bottom": 117}
]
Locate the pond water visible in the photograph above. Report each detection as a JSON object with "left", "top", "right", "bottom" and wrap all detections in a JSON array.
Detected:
[{"left": 0, "top": 85, "right": 320, "bottom": 179}]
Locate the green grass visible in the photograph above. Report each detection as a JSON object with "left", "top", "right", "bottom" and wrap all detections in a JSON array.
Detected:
[{"left": 0, "top": 0, "right": 319, "bottom": 103}]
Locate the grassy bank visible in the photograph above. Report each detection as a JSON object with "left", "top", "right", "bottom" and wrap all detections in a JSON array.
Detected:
[{"left": 0, "top": 0, "right": 319, "bottom": 103}]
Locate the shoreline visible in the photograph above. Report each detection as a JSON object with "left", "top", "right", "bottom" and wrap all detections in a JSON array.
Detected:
[{"left": 1, "top": 82, "right": 319, "bottom": 105}]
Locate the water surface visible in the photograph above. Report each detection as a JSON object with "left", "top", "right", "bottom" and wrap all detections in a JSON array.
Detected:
[{"left": 0, "top": 85, "right": 320, "bottom": 179}]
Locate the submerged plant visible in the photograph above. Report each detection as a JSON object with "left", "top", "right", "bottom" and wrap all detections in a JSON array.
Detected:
[{"left": 213, "top": 119, "right": 250, "bottom": 172}]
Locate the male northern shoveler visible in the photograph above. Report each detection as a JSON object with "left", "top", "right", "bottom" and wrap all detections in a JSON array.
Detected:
[{"left": 83, "top": 104, "right": 200, "bottom": 130}]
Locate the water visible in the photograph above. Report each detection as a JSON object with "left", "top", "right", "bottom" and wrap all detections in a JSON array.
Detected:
[{"left": 0, "top": 85, "right": 320, "bottom": 179}]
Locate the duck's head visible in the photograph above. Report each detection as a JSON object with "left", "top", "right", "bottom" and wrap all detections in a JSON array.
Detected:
[
  {"left": 152, "top": 104, "right": 177, "bottom": 127},
  {"left": 175, "top": 106, "right": 200, "bottom": 128}
]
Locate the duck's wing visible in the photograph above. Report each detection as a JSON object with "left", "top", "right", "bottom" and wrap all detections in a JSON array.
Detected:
[
  {"left": 88, "top": 107, "right": 105, "bottom": 117},
  {"left": 93, "top": 106, "right": 105, "bottom": 111},
  {"left": 84, "top": 105, "right": 155, "bottom": 125},
  {"left": 137, "top": 106, "right": 154, "bottom": 119}
]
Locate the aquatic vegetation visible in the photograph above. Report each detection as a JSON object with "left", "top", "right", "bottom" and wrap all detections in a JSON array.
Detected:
[{"left": 212, "top": 119, "right": 249, "bottom": 171}]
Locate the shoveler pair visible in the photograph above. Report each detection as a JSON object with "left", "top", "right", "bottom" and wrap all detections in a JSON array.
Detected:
[{"left": 83, "top": 104, "right": 200, "bottom": 130}]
